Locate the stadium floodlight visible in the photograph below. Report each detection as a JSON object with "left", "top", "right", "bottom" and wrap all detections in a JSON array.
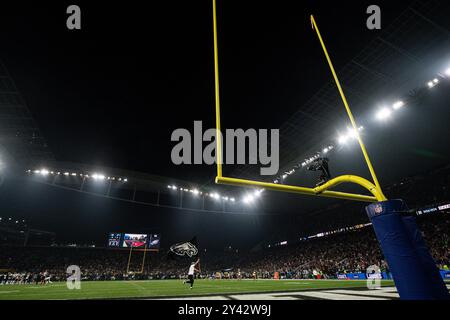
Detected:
[
  {"left": 338, "top": 135, "right": 348, "bottom": 145},
  {"left": 40, "top": 169, "right": 49, "bottom": 176},
  {"left": 393, "top": 101, "right": 404, "bottom": 110},
  {"left": 230, "top": 198, "right": 235, "bottom": 202},
  {"left": 243, "top": 194, "right": 255, "bottom": 204},
  {"left": 92, "top": 174, "right": 105, "bottom": 180},
  {"left": 323, "top": 147, "right": 329, "bottom": 154},
  {"left": 376, "top": 107, "right": 392, "bottom": 121},
  {"left": 124, "top": 179, "right": 128, "bottom": 182},
  {"left": 445, "top": 68, "right": 450, "bottom": 77},
  {"left": 64, "top": 172, "right": 69, "bottom": 176},
  {"left": 210, "top": 192, "right": 220, "bottom": 200},
  {"left": 192, "top": 189, "right": 200, "bottom": 195},
  {"left": 427, "top": 80, "right": 438, "bottom": 88},
  {"left": 347, "top": 127, "right": 358, "bottom": 139}
]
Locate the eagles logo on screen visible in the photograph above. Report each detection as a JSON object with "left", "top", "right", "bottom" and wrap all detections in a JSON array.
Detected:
[{"left": 170, "top": 241, "right": 198, "bottom": 258}]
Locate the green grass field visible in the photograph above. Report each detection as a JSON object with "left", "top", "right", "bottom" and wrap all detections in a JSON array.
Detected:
[{"left": 0, "top": 279, "right": 396, "bottom": 300}]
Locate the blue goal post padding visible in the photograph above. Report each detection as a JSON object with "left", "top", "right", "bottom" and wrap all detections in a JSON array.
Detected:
[{"left": 366, "top": 199, "right": 449, "bottom": 300}]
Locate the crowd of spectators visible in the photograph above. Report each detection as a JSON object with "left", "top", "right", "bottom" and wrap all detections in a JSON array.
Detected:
[{"left": 1, "top": 212, "right": 448, "bottom": 284}]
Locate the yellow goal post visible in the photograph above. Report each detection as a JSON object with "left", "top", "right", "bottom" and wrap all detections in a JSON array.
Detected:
[{"left": 211, "top": 0, "right": 387, "bottom": 203}]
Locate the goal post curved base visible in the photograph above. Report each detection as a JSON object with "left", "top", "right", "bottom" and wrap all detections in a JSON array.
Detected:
[
  {"left": 366, "top": 199, "right": 450, "bottom": 300},
  {"left": 216, "top": 174, "right": 384, "bottom": 203}
]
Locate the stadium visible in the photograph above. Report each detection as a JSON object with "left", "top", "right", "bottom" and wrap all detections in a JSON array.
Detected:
[{"left": 0, "top": 0, "right": 450, "bottom": 304}]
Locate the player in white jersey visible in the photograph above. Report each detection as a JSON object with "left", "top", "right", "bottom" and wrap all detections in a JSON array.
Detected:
[{"left": 183, "top": 259, "right": 200, "bottom": 289}]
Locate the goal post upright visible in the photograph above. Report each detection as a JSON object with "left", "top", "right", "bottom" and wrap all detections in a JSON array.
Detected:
[
  {"left": 310, "top": 15, "right": 385, "bottom": 200},
  {"left": 212, "top": 0, "right": 223, "bottom": 178},
  {"left": 310, "top": 14, "right": 448, "bottom": 299}
]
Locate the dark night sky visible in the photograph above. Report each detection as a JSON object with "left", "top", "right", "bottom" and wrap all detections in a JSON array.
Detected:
[{"left": 0, "top": 1, "right": 410, "bottom": 182}]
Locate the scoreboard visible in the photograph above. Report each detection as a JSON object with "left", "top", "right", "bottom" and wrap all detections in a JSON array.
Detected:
[
  {"left": 107, "top": 232, "right": 161, "bottom": 249},
  {"left": 107, "top": 233, "right": 122, "bottom": 247}
]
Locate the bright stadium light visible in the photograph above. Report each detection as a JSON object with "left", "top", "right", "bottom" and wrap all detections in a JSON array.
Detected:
[
  {"left": 376, "top": 107, "right": 392, "bottom": 121},
  {"left": 192, "top": 189, "right": 200, "bottom": 195},
  {"left": 338, "top": 135, "right": 348, "bottom": 145},
  {"left": 210, "top": 193, "right": 220, "bottom": 200},
  {"left": 243, "top": 194, "right": 255, "bottom": 204},
  {"left": 64, "top": 172, "right": 69, "bottom": 176},
  {"left": 40, "top": 169, "right": 49, "bottom": 176},
  {"left": 323, "top": 147, "right": 329, "bottom": 154},
  {"left": 445, "top": 68, "right": 450, "bottom": 77},
  {"left": 427, "top": 79, "right": 439, "bottom": 88},
  {"left": 346, "top": 127, "right": 358, "bottom": 139},
  {"left": 92, "top": 174, "right": 105, "bottom": 180},
  {"left": 393, "top": 100, "right": 405, "bottom": 110}
]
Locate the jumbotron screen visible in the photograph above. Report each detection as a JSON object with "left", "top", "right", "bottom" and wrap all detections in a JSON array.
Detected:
[
  {"left": 122, "top": 233, "right": 148, "bottom": 248},
  {"left": 148, "top": 234, "right": 161, "bottom": 249},
  {"left": 107, "top": 233, "right": 122, "bottom": 247},
  {"left": 107, "top": 233, "right": 161, "bottom": 248}
]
